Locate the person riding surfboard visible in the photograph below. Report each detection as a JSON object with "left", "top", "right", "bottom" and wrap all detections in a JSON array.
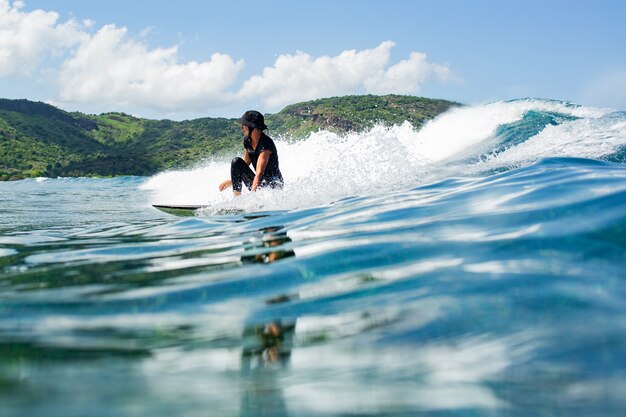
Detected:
[{"left": 219, "top": 110, "right": 284, "bottom": 196}]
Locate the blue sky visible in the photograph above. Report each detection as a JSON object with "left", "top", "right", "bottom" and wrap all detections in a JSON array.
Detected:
[{"left": 1, "top": 0, "right": 625, "bottom": 119}]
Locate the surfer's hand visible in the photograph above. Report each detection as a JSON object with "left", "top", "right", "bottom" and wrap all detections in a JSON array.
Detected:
[{"left": 219, "top": 179, "right": 232, "bottom": 191}]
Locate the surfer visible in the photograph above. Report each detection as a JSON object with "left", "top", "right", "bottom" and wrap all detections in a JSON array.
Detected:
[{"left": 219, "top": 110, "right": 284, "bottom": 196}]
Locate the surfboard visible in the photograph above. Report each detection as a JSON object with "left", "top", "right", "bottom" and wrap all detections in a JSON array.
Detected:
[
  {"left": 152, "top": 204, "right": 207, "bottom": 216},
  {"left": 152, "top": 204, "right": 247, "bottom": 216}
]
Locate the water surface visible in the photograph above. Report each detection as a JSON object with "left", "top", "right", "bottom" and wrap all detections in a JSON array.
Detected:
[{"left": 1, "top": 99, "right": 626, "bottom": 416}]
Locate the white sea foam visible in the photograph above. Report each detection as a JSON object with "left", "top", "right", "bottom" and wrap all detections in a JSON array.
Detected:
[
  {"left": 411, "top": 99, "right": 609, "bottom": 162},
  {"left": 140, "top": 99, "right": 621, "bottom": 212},
  {"left": 479, "top": 111, "right": 626, "bottom": 170}
]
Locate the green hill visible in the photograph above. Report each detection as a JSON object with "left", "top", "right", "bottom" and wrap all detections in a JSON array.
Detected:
[{"left": 0, "top": 95, "right": 458, "bottom": 180}]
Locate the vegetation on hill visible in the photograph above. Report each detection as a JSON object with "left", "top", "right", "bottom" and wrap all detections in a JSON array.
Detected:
[
  {"left": 0, "top": 95, "right": 458, "bottom": 180},
  {"left": 269, "top": 95, "right": 455, "bottom": 136}
]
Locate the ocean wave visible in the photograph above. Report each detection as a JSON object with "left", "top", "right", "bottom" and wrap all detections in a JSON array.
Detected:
[{"left": 141, "top": 98, "right": 626, "bottom": 213}]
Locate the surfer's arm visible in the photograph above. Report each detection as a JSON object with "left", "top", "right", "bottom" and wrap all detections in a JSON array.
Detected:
[
  {"left": 252, "top": 150, "right": 271, "bottom": 192},
  {"left": 243, "top": 150, "right": 252, "bottom": 166}
]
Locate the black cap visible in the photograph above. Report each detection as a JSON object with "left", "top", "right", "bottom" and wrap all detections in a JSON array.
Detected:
[{"left": 237, "top": 110, "right": 268, "bottom": 131}]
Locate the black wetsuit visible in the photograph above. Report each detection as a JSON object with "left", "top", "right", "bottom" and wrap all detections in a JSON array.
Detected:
[{"left": 231, "top": 133, "right": 283, "bottom": 192}]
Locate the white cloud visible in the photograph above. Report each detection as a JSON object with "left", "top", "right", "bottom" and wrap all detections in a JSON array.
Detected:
[
  {"left": 0, "top": 0, "right": 86, "bottom": 76},
  {"left": 57, "top": 24, "right": 244, "bottom": 112},
  {"left": 364, "top": 51, "right": 456, "bottom": 95},
  {"left": 238, "top": 41, "right": 456, "bottom": 110},
  {"left": 0, "top": 1, "right": 457, "bottom": 117},
  {"left": 57, "top": 35, "right": 455, "bottom": 115}
]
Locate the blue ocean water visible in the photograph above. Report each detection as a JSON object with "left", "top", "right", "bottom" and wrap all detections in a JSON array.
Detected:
[{"left": 1, "top": 99, "right": 625, "bottom": 416}]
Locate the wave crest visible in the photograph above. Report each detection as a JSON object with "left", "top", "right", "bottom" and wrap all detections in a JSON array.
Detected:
[{"left": 141, "top": 99, "right": 625, "bottom": 212}]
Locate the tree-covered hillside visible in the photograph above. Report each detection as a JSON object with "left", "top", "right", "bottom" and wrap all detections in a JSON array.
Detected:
[{"left": 0, "top": 95, "right": 458, "bottom": 180}]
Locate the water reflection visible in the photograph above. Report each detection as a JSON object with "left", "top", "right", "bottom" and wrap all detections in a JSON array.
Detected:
[
  {"left": 239, "top": 226, "right": 296, "bottom": 416},
  {"left": 241, "top": 226, "right": 296, "bottom": 265},
  {"left": 240, "top": 317, "right": 294, "bottom": 416},
  {"left": 242, "top": 319, "right": 295, "bottom": 370},
  {"left": 240, "top": 225, "right": 297, "bottom": 369}
]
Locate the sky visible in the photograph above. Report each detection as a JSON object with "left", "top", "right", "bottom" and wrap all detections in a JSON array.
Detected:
[{"left": 1, "top": 0, "right": 625, "bottom": 120}]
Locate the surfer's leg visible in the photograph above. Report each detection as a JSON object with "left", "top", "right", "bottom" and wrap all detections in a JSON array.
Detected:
[{"left": 231, "top": 158, "right": 255, "bottom": 192}]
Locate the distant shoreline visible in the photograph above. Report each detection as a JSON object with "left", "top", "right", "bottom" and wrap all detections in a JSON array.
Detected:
[{"left": 0, "top": 94, "right": 459, "bottom": 181}]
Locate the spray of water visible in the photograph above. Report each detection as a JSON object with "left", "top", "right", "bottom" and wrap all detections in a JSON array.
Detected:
[{"left": 140, "top": 99, "right": 624, "bottom": 213}]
